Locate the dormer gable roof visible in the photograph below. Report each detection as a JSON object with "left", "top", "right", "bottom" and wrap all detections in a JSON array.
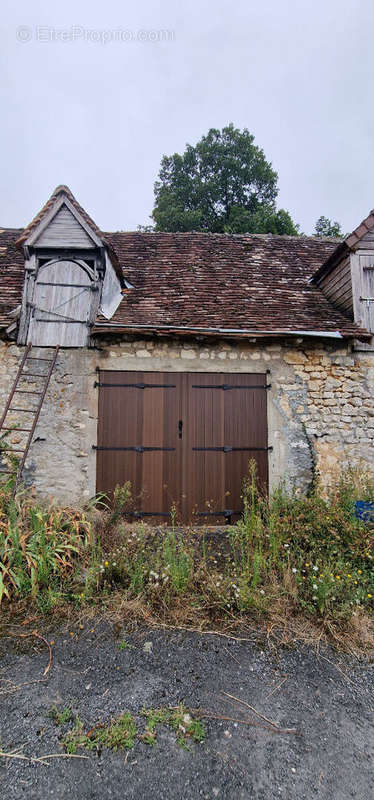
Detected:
[
  {"left": 16, "top": 185, "right": 103, "bottom": 249},
  {"left": 312, "top": 209, "right": 374, "bottom": 285},
  {"left": 15, "top": 185, "right": 123, "bottom": 287},
  {"left": 345, "top": 209, "right": 374, "bottom": 249}
]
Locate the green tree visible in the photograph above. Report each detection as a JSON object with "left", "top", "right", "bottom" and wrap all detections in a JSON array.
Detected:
[
  {"left": 152, "top": 124, "right": 299, "bottom": 235},
  {"left": 314, "top": 216, "right": 343, "bottom": 238}
]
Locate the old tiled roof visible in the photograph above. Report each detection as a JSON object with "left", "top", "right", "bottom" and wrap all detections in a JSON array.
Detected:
[
  {"left": 95, "top": 231, "right": 368, "bottom": 339},
  {"left": 0, "top": 226, "right": 370, "bottom": 340},
  {"left": 0, "top": 228, "right": 24, "bottom": 327}
]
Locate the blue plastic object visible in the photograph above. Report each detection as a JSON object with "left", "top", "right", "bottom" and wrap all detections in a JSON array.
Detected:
[{"left": 354, "top": 500, "right": 374, "bottom": 523}]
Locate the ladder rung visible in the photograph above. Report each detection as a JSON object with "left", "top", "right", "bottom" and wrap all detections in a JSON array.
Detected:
[
  {"left": 21, "top": 373, "right": 48, "bottom": 378},
  {"left": 0, "top": 448, "right": 25, "bottom": 453},
  {"left": 26, "top": 357, "right": 53, "bottom": 363},
  {"left": 8, "top": 408, "right": 37, "bottom": 413},
  {"left": 14, "top": 390, "right": 43, "bottom": 395},
  {"left": 1, "top": 427, "right": 33, "bottom": 432}
]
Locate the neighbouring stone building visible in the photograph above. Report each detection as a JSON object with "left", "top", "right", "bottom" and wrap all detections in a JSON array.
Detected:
[{"left": 0, "top": 186, "right": 373, "bottom": 522}]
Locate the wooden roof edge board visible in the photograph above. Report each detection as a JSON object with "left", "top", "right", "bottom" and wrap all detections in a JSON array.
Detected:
[
  {"left": 92, "top": 324, "right": 372, "bottom": 342},
  {"left": 93, "top": 322, "right": 342, "bottom": 336}
]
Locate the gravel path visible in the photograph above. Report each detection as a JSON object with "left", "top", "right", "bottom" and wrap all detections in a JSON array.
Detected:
[{"left": 0, "top": 621, "right": 373, "bottom": 799}]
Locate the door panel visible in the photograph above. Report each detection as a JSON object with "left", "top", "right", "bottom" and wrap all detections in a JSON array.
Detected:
[
  {"left": 96, "top": 371, "right": 182, "bottom": 520},
  {"left": 28, "top": 259, "right": 92, "bottom": 347},
  {"left": 182, "top": 373, "right": 268, "bottom": 523},
  {"left": 97, "top": 371, "right": 269, "bottom": 524}
]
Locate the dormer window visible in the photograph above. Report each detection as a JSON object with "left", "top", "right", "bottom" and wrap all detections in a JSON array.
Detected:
[
  {"left": 17, "top": 186, "right": 123, "bottom": 347},
  {"left": 311, "top": 210, "right": 374, "bottom": 350}
]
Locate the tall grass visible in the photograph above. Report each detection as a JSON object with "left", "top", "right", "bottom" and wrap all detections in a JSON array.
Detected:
[
  {"left": 0, "top": 485, "right": 94, "bottom": 608},
  {"left": 0, "top": 465, "right": 373, "bottom": 630}
]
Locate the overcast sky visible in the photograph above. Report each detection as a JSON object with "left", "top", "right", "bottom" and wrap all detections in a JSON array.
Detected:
[{"left": 1, "top": 0, "right": 374, "bottom": 235}]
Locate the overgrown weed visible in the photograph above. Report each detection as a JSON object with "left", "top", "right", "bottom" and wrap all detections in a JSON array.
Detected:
[
  {"left": 0, "top": 465, "right": 373, "bottom": 650},
  {"left": 48, "top": 705, "right": 74, "bottom": 725},
  {"left": 59, "top": 705, "right": 204, "bottom": 753},
  {"left": 0, "top": 485, "right": 95, "bottom": 607}
]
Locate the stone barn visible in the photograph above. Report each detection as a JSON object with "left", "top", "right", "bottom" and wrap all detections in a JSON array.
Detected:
[{"left": 0, "top": 185, "right": 373, "bottom": 523}]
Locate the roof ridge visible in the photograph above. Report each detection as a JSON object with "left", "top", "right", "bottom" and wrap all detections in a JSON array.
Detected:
[{"left": 103, "top": 230, "right": 340, "bottom": 242}]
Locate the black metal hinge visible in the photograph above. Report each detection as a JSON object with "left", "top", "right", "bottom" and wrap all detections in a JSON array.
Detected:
[
  {"left": 192, "top": 384, "right": 271, "bottom": 390},
  {"left": 133, "top": 511, "right": 171, "bottom": 518},
  {"left": 34, "top": 319, "right": 88, "bottom": 324},
  {"left": 94, "top": 382, "right": 176, "bottom": 389},
  {"left": 92, "top": 445, "right": 175, "bottom": 452},
  {"left": 196, "top": 510, "right": 240, "bottom": 522},
  {"left": 192, "top": 446, "right": 273, "bottom": 453}
]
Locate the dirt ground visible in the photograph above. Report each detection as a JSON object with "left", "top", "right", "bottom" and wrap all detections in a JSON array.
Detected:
[{"left": 0, "top": 620, "right": 373, "bottom": 800}]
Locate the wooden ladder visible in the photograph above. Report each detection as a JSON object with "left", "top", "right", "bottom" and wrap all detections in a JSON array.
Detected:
[{"left": 0, "top": 344, "right": 59, "bottom": 494}]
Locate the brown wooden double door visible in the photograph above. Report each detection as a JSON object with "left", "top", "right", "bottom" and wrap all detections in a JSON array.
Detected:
[{"left": 96, "top": 371, "right": 269, "bottom": 524}]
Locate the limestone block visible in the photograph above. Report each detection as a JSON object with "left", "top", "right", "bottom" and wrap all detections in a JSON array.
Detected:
[{"left": 284, "top": 351, "right": 307, "bottom": 365}]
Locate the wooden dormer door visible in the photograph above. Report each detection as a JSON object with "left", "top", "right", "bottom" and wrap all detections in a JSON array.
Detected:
[
  {"left": 27, "top": 259, "right": 94, "bottom": 347},
  {"left": 361, "top": 261, "right": 374, "bottom": 335}
]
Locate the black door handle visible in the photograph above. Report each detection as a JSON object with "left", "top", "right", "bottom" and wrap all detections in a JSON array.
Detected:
[{"left": 178, "top": 420, "right": 183, "bottom": 439}]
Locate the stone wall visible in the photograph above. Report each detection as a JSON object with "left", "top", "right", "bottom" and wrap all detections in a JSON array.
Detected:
[
  {"left": 0, "top": 336, "right": 373, "bottom": 505},
  {"left": 0, "top": 343, "right": 98, "bottom": 502}
]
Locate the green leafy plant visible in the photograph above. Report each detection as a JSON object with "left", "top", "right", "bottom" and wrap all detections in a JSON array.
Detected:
[
  {"left": 48, "top": 705, "right": 74, "bottom": 725},
  {"left": 0, "top": 485, "right": 93, "bottom": 604},
  {"left": 161, "top": 529, "right": 194, "bottom": 594},
  {"left": 118, "top": 639, "right": 134, "bottom": 651},
  {"left": 63, "top": 712, "right": 137, "bottom": 753},
  {"left": 141, "top": 705, "right": 204, "bottom": 748},
  {"left": 108, "top": 482, "right": 132, "bottom": 526},
  {"left": 60, "top": 706, "right": 204, "bottom": 753}
]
